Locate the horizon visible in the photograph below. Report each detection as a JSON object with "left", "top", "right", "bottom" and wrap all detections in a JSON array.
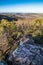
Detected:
[{"left": 0, "top": 0, "right": 43, "bottom": 13}]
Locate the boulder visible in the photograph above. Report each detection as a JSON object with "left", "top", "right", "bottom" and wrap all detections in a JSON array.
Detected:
[{"left": 12, "top": 40, "right": 43, "bottom": 65}]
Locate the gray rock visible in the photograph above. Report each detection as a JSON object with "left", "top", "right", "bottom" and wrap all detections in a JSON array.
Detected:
[
  {"left": 0, "top": 60, "right": 7, "bottom": 65},
  {"left": 9, "top": 38, "right": 43, "bottom": 65}
]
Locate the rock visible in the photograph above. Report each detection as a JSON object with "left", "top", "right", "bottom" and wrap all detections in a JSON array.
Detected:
[
  {"left": 0, "top": 60, "right": 7, "bottom": 65},
  {"left": 8, "top": 38, "right": 43, "bottom": 65},
  {"left": 31, "top": 54, "right": 43, "bottom": 65}
]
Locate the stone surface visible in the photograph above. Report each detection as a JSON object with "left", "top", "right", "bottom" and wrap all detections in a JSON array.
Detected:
[
  {"left": 9, "top": 38, "right": 43, "bottom": 65},
  {"left": 0, "top": 60, "right": 7, "bottom": 65}
]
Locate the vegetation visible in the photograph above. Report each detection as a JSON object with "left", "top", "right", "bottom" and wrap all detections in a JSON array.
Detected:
[
  {"left": 0, "top": 18, "right": 43, "bottom": 45},
  {"left": 0, "top": 18, "right": 43, "bottom": 60},
  {"left": 17, "top": 18, "right": 43, "bottom": 44}
]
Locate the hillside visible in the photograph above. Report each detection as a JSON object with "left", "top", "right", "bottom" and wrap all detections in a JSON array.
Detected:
[{"left": 0, "top": 13, "right": 43, "bottom": 65}]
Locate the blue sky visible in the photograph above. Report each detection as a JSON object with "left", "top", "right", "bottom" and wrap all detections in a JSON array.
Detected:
[{"left": 0, "top": 0, "right": 43, "bottom": 13}]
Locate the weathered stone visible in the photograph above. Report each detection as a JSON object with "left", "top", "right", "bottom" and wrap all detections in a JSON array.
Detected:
[
  {"left": 8, "top": 38, "right": 43, "bottom": 65},
  {"left": 0, "top": 60, "right": 7, "bottom": 65}
]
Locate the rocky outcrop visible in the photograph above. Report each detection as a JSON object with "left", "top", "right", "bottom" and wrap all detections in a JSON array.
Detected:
[
  {"left": 0, "top": 60, "right": 7, "bottom": 65},
  {"left": 11, "top": 38, "right": 43, "bottom": 65}
]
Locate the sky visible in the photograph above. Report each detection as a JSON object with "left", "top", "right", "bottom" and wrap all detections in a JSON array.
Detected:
[{"left": 0, "top": 0, "right": 43, "bottom": 13}]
